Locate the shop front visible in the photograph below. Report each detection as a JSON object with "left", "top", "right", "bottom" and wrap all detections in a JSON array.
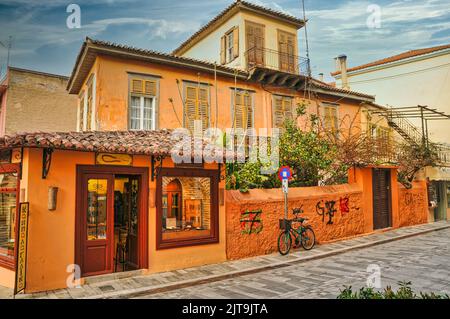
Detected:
[{"left": 0, "top": 130, "right": 226, "bottom": 293}]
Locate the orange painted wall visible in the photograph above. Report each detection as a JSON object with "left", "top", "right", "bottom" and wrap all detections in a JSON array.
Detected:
[
  {"left": 19, "top": 149, "right": 225, "bottom": 293},
  {"left": 226, "top": 166, "right": 427, "bottom": 260},
  {"left": 89, "top": 55, "right": 362, "bottom": 133},
  {"left": 0, "top": 266, "right": 14, "bottom": 288},
  {"left": 397, "top": 180, "right": 428, "bottom": 227},
  {"left": 226, "top": 184, "right": 364, "bottom": 259}
]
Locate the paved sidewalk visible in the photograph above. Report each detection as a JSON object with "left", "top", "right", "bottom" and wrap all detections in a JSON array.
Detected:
[{"left": 8, "top": 221, "right": 450, "bottom": 299}]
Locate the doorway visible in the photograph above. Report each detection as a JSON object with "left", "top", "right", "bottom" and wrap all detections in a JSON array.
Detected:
[
  {"left": 76, "top": 166, "right": 148, "bottom": 278},
  {"left": 372, "top": 168, "right": 392, "bottom": 230}
]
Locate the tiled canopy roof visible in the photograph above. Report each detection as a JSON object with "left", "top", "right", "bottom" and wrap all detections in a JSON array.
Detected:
[
  {"left": 309, "top": 78, "right": 374, "bottom": 101},
  {"left": 0, "top": 130, "right": 196, "bottom": 157},
  {"left": 331, "top": 43, "right": 450, "bottom": 76}
]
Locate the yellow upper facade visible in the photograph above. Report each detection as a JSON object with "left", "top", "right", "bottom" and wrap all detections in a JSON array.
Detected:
[{"left": 173, "top": 0, "right": 305, "bottom": 75}]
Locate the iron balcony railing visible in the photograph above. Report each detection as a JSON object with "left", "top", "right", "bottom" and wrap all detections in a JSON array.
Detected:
[
  {"left": 244, "top": 47, "right": 310, "bottom": 76},
  {"left": 436, "top": 143, "right": 450, "bottom": 167}
]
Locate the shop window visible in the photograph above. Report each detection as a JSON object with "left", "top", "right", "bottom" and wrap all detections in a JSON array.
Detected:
[
  {"left": 0, "top": 166, "right": 19, "bottom": 267},
  {"left": 157, "top": 169, "right": 218, "bottom": 249},
  {"left": 87, "top": 179, "right": 108, "bottom": 240}
]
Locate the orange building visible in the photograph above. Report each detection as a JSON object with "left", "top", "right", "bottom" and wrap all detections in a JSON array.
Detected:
[{"left": 0, "top": 1, "right": 384, "bottom": 293}]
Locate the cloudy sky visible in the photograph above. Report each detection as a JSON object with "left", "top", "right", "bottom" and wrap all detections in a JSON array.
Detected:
[{"left": 0, "top": 0, "right": 449, "bottom": 82}]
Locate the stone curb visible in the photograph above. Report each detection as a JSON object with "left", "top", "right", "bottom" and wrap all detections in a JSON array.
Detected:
[{"left": 82, "top": 223, "right": 450, "bottom": 299}]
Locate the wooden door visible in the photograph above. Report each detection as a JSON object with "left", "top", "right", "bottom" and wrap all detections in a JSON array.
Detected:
[
  {"left": 372, "top": 169, "right": 392, "bottom": 230},
  {"left": 246, "top": 22, "right": 265, "bottom": 67},
  {"left": 79, "top": 173, "right": 114, "bottom": 276},
  {"left": 125, "top": 176, "right": 140, "bottom": 269},
  {"left": 278, "top": 31, "right": 296, "bottom": 73}
]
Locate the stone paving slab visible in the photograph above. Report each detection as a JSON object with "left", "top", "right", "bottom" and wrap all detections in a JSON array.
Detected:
[{"left": 6, "top": 221, "right": 450, "bottom": 299}]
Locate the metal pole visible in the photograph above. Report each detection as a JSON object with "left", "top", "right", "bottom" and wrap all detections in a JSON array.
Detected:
[
  {"left": 420, "top": 105, "right": 426, "bottom": 146},
  {"left": 284, "top": 191, "right": 288, "bottom": 220},
  {"left": 425, "top": 119, "right": 429, "bottom": 148}
]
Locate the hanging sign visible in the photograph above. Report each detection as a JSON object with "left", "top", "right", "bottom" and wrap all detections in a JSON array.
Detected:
[
  {"left": 96, "top": 153, "right": 132, "bottom": 166},
  {"left": 14, "top": 202, "right": 30, "bottom": 295},
  {"left": 11, "top": 149, "right": 22, "bottom": 164}
]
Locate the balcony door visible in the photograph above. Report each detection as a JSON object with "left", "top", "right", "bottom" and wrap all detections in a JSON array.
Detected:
[
  {"left": 278, "top": 30, "right": 297, "bottom": 73},
  {"left": 246, "top": 21, "right": 265, "bottom": 67}
]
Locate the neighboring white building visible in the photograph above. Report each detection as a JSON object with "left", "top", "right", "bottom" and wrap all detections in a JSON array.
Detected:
[
  {"left": 332, "top": 44, "right": 450, "bottom": 222},
  {"left": 331, "top": 44, "right": 450, "bottom": 144}
]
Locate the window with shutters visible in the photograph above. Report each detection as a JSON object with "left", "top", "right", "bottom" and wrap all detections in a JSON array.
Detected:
[
  {"left": 322, "top": 104, "right": 339, "bottom": 134},
  {"left": 79, "top": 94, "right": 85, "bottom": 132},
  {"left": 232, "top": 89, "right": 253, "bottom": 130},
  {"left": 86, "top": 81, "right": 94, "bottom": 131},
  {"left": 273, "top": 95, "right": 294, "bottom": 128},
  {"left": 129, "top": 77, "right": 157, "bottom": 130},
  {"left": 278, "top": 30, "right": 297, "bottom": 73},
  {"left": 246, "top": 21, "right": 265, "bottom": 67},
  {"left": 184, "top": 83, "right": 210, "bottom": 132},
  {"left": 221, "top": 27, "right": 239, "bottom": 64}
]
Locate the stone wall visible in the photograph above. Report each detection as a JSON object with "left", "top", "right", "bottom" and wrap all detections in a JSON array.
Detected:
[
  {"left": 225, "top": 184, "right": 364, "bottom": 260},
  {"left": 3, "top": 68, "right": 77, "bottom": 135}
]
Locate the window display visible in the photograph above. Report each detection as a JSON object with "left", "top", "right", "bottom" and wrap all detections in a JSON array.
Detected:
[
  {"left": 157, "top": 169, "right": 218, "bottom": 248},
  {"left": 87, "top": 179, "right": 108, "bottom": 240},
  {"left": 0, "top": 171, "right": 18, "bottom": 259}
]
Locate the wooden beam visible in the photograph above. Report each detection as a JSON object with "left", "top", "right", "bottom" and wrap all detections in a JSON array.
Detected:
[
  {"left": 276, "top": 74, "right": 291, "bottom": 86},
  {"left": 266, "top": 73, "right": 279, "bottom": 85}
]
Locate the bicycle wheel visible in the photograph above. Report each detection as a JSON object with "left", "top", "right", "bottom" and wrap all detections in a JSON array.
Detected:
[
  {"left": 277, "top": 231, "right": 292, "bottom": 255},
  {"left": 301, "top": 226, "right": 316, "bottom": 250}
]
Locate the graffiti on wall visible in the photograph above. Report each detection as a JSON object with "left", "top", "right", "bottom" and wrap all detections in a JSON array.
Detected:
[
  {"left": 240, "top": 210, "right": 263, "bottom": 234},
  {"left": 317, "top": 196, "right": 351, "bottom": 225}
]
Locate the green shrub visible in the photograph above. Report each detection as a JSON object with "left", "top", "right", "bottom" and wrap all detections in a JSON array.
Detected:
[{"left": 337, "top": 281, "right": 449, "bottom": 299}]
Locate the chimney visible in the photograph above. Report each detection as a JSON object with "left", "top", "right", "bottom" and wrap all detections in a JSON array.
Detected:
[
  {"left": 335, "top": 54, "right": 349, "bottom": 90},
  {"left": 318, "top": 73, "right": 324, "bottom": 82}
]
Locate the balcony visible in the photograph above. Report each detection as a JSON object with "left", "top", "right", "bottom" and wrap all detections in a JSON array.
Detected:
[{"left": 244, "top": 47, "right": 310, "bottom": 76}]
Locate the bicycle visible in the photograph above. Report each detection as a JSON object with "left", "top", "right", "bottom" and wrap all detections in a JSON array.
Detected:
[{"left": 277, "top": 207, "right": 316, "bottom": 255}]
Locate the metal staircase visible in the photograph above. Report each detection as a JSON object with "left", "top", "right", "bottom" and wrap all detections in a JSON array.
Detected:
[{"left": 375, "top": 108, "right": 423, "bottom": 145}]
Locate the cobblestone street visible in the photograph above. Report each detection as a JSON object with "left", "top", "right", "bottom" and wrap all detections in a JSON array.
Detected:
[{"left": 138, "top": 228, "right": 450, "bottom": 299}]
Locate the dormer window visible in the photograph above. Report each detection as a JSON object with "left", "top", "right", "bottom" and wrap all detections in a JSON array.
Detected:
[{"left": 221, "top": 27, "right": 239, "bottom": 64}]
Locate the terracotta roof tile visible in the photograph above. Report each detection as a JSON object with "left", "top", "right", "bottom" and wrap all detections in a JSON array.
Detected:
[
  {"left": 331, "top": 43, "right": 450, "bottom": 76},
  {"left": 0, "top": 130, "right": 214, "bottom": 158},
  {"left": 310, "top": 78, "right": 374, "bottom": 100}
]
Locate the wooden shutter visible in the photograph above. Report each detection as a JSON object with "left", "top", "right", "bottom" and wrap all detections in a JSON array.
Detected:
[
  {"left": 234, "top": 92, "right": 244, "bottom": 129},
  {"left": 199, "top": 87, "right": 209, "bottom": 129},
  {"left": 131, "top": 78, "right": 156, "bottom": 96},
  {"left": 283, "top": 97, "right": 293, "bottom": 121},
  {"left": 79, "top": 96, "right": 85, "bottom": 131},
  {"left": 244, "top": 93, "right": 252, "bottom": 129},
  {"left": 273, "top": 96, "right": 284, "bottom": 128},
  {"left": 185, "top": 86, "right": 197, "bottom": 131},
  {"left": 131, "top": 79, "right": 143, "bottom": 94},
  {"left": 86, "top": 83, "right": 93, "bottom": 131},
  {"left": 220, "top": 36, "right": 226, "bottom": 65},
  {"left": 144, "top": 80, "right": 156, "bottom": 96},
  {"left": 254, "top": 25, "right": 264, "bottom": 65},
  {"left": 233, "top": 27, "right": 239, "bottom": 58}
]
